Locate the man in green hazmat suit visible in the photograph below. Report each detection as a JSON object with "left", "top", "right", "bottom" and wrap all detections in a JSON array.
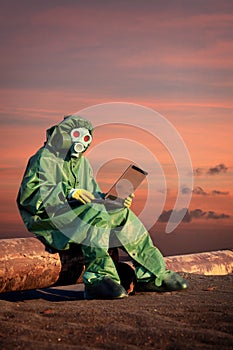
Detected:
[{"left": 17, "top": 115, "right": 188, "bottom": 299}]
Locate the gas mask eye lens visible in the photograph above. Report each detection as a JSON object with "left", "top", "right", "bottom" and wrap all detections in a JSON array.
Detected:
[
  {"left": 72, "top": 130, "right": 80, "bottom": 138},
  {"left": 84, "top": 135, "right": 90, "bottom": 142}
]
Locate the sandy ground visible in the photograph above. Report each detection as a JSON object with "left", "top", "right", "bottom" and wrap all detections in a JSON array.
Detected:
[{"left": 0, "top": 273, "right": 232, "bottom": 350}]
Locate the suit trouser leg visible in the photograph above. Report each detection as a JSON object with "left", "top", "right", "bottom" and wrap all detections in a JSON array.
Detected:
[
  {"left": 81, "top": 244, "right": 121, "bottom": 285},
  {"left": 80, "top": 206, "right": 166, "bottom": 286},
  {"left": 109, "top": 208, "right": 166, "bottom": 283},
  {"left": 80, "top": 205, "right": 121, "bottom": 286}
]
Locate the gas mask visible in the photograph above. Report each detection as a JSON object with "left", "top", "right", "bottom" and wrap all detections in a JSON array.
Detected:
[{"left": 70, "top": 127, "right": 92, "bottom": 157}]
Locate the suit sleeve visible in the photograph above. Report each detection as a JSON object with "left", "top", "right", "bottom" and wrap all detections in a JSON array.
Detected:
[{"left": 17, "top": 149, "right": 72, "bottom": 219}]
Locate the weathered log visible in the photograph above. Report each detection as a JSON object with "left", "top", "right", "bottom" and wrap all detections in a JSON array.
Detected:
[
  {"left": 0, "top": 237, "right": 232, "bottom": 293},
  {"left": 165, "top": 250, "right": 233, "bottom": 276},
  {"left": 0, "top": 237, "right": 85, "bottom": 293}
]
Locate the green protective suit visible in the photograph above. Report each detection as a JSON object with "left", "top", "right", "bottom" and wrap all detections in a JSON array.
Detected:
[{"left": 17, "top": 115, "right": 166, "bottom": 286}]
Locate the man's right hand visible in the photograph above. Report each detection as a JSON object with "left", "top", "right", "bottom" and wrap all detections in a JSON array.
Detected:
[{"left": 71, "top": 189, "right": 94, "bottom": 204}]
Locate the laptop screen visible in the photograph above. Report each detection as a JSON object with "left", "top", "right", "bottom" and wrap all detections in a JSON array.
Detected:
[{"left": 105, "top": 164, "right": 148, "bottom": 200}]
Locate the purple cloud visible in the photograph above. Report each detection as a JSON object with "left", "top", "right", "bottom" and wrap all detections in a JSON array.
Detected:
[
  {"left": 206, "top": 211, "right": 230, "bottom": 220},
  {"left": 192, "top": 186, "right": 208, "bottom": 196},
  {"left": 211, "top": 190, "right": 229, "bottom": 195},
  {"left": 193, "top": 168, "right": 204, "bottom": 176},
  {"left": 158, "top": 208, "right": 231, "bottom": 223},
  {"left": 207, "top": 163, "right": 228, "bottom": 175}
]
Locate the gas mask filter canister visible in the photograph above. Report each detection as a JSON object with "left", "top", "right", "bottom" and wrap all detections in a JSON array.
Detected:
[{"left": 70, "top": 127, "right": 92, "bottom": 157}]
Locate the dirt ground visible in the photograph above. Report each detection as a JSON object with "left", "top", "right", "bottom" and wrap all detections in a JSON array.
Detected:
[{"left": 0, "top": 273, "right": 232, "bottom": 350}]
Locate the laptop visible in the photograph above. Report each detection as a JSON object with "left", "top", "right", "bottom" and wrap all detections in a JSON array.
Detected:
[{"left": 92, "top": 164, "right": 148, "bottom": 208}]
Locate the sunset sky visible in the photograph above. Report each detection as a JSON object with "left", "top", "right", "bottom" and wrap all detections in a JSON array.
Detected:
[{"left": 0, "top": 1, "right": 232, "bottom": 255}]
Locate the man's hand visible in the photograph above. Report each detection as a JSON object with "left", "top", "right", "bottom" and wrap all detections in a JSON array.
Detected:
[
  {"left": 124, "top": 193, "right": 135, "bottom": 208},
  {"left": 71, "top": 189, "right": 94, "bottom": 204}
]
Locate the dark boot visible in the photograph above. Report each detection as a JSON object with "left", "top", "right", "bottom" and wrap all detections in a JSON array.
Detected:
[
  {"left": 135, "top": 271, "right": 188, "bottom": 292},
  {"left": 84, "top": 276, "right": 128, "bottom": 300}
]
